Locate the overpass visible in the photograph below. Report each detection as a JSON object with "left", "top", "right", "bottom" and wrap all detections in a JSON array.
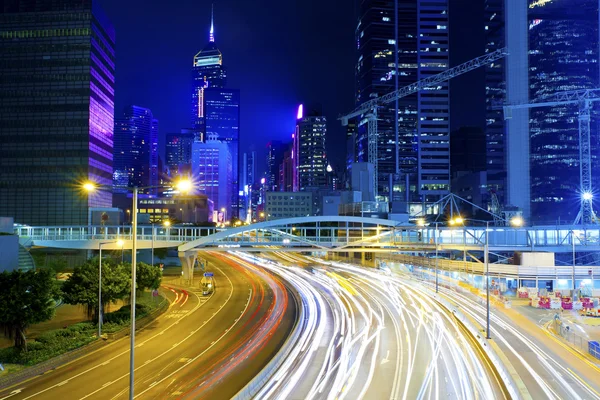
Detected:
[
  {"left": 15, "top": 216, "right": 600, "bottom": 253},
  {"left": 15, "top": 217, "right": 600, "bottom": 284}
]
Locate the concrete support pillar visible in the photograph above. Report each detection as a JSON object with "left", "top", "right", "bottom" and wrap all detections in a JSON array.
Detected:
[{"left": 178, "top": 250, "right": 197, "bottom": 281}]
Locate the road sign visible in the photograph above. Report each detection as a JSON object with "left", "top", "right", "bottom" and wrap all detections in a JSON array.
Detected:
[{"left": 204, "top": 272, "right": 214, "bottom": 277}]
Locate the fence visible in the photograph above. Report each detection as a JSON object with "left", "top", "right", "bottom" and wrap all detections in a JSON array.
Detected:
[{"left": 552, "top": 318, "right": 591, "bottom": 355}]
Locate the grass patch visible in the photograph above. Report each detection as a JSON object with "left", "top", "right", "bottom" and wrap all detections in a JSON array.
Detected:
[{"left": 0, "top": 292, "right": 165, "bottom": 367}]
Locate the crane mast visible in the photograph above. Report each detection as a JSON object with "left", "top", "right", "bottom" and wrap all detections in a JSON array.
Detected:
[
  {"left": 341, "top": 48, "right": 508, "bottom": 199},
  {"left": 504, "top": 89, "right": 600, "bottom": 224}
]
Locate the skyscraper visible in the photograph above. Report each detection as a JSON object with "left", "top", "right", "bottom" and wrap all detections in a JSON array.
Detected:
[
  {"left": 166, "top": 131, "right": 195, "bottom": 177},
  {"left": 191, "top": 7, "right": 226, "bottom": 134},
  {"left": 298, "top": 107, "right": 328, "bottom": 190},
  {"left": 191, "top": 134, "right": 232, "bottom": 219},
  {"left": 204, "top": 88, "right": 240, "bottom": 214},
  {"left": 190, "top": 8, "right": 240, "bottom": 217},
  {"left": 354, "top": 0, "right": 450, "bottom": 203},
  {"left": 266, "top": 141, "right": 286, "bottom": 191},
  {"left": 485, "top": 0, "right": 600, "bottom": 223},
  {"left": 0, "top": 0, "right": 115, "bottom": 225},
  {"left": 113, "top": 106, "right": 158, "bottom": 194},
  {"left": 242, "top": 151, "right": 257, "bottom": 190}
]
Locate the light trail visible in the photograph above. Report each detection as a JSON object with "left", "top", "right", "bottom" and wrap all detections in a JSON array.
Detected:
[{"left": 231, "top": 252, "right": 505, "bottom": 400}]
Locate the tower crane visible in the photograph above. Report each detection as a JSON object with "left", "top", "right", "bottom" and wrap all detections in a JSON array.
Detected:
[
  {"left": 503, "top": 88, "right": 600, "bottom": 225},
  {"left": 340, "top": 47, "right": 508, "bottom": 199}
]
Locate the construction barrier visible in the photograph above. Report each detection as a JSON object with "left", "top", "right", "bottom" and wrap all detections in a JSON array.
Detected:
[{"left": 589, "top": 341, "right": 600, "bottom": 360}]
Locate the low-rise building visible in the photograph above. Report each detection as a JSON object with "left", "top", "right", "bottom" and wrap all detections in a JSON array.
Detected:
[{"left": 265, "top": 192, "right": 312, "bottom": 220}]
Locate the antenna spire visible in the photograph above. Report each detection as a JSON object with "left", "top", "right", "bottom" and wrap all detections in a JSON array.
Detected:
[{"left": 209, "top": 4, "right": 215, "bottom": 42}]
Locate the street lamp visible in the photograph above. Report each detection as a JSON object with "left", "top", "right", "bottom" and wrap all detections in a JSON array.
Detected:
[
  {"left": 98, "top": 239, "right": 124, "bottom": 338},
  {"left": 83, "top": 177, "right": 192, "bottom": 400},
  {"left": 451, "top": 216, "right": 523, "bottom": 340}
]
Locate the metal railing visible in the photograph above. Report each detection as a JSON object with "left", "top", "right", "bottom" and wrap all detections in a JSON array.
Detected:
[{"left": 551, "top": 318, "right": 590, "bottom": 355}]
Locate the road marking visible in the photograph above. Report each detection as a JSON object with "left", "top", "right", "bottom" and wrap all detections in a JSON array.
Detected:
[
  {"left": 56, "top": 381, "right": 68, "bottom": 387},
  {"left": 0, "top": 389, "right": 23, "bottom": 400},
  {"left": 133, "top": 287, "right": 253, "bottom": 399},
  {"left": 16, "top": 286, "right": 210, "bottom": 400},
  {"left": 76, "top": 265, "right": 235, "bottom": 400},
  {"left": 101, "top": 382, "right": 112, "bottom": 388}
]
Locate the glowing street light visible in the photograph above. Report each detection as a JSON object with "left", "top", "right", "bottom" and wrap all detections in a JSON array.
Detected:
[
  {"left": 80, "top": 177, "right": 193, "bottom": 399},
  {"left": 416, "top": 218, "right": 426, "bottom": 227},
  {"left": 163, "top": 220, "right": 171, "bottom": 227},
  {"left": 83, "top": 182, "right": 97, "bottom": 192},
  {"left": 175, "top": 179, "right": 193, "bottom": 193},
  {"left": 582, "top": 192, "right": 593, "bottom": 201},
  {"left": 510, "top": 216, "right": 524, "bottom": 227}
]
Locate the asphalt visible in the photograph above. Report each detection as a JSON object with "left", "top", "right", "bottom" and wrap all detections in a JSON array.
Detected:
[
  {"left": 260, "top": 252, "right": 508, "bottom": 400},
  {"left": 0, "top": 253, "right": 296, "bottom": 400}
]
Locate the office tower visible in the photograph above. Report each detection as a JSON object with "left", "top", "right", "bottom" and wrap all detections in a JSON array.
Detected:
[
  {"left": 266, "top": 141, "right": 286, "bottom": 191},
  {"left": 242, "top": 151, "right": 257, "bottom": 190},
  {"left": 165, "top": 130, "right": 195, "bottom": 177},
  {"left": 297, "top": 108, "right": 328, "bottom": 190},
  {"left": 279, "top": 144, "right": 295, "bottom": 192},
  {"left": 191, "top": 133, "right": 233, "bottom": 220},
  {"left": 0, "top": 0, "right": 115, "bottom": 225},
  {"left": 355, "top": 0, "right": 450, "bottom": 203},
  {"left": 485, "top": 0, "right": 600, "bottom": 223},
  {"left": 113, "top": 106, "right": 158, "bottom": 194},
  {"left": 191, "top": 8, "right": 226, "bottom": 134},
  {"left": 204, "top": 88, "right": 240, "bottom": 216}
]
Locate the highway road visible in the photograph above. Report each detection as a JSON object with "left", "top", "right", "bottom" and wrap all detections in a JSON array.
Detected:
[
  {"left": 233, "top": 251, "right": 509, "bottom": 400},
  {"left": 429, "top": 276, "right": 600, "bottom": 400},
  {"left": 0, "top": 253, "right": 296, "bottom": 400}
]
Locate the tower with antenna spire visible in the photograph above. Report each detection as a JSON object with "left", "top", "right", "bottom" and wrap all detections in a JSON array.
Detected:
[
  {"left": 191, "top": 4, "right": 226, "bottom": 133},
  {"left": 189, "top": 5, "right": 241, "bottom": 218}
]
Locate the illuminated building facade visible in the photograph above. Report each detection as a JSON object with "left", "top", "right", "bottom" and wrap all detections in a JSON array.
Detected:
[
  {"left": 165, "top": 130, "right": 195, "bottom": 177},
  {"left": 485, "top": 0, "right": 600, "bottom": 223},
  {"left": 204, "top": 88, "right": 240, "bottom": 215},
  {"left": 297, "top": 107, "right": 328, "bottom": 190},
  {"left": 266, "top": 140, "right": 286, "bottom": 191},
  {"left": 0, "top": 0, "right": 114, "bottom": 225},
  {"left": 191, "top": 8, "right": 226, "bottom": 134},
  {"left": 355, "top": 0, "right": 450, "bottom": 203},
  {"left": 191, "top": 134, "right": 232, "bottom": 220},
  {"left": 113, "top": 106, "right": 158, "bottom": 194}
]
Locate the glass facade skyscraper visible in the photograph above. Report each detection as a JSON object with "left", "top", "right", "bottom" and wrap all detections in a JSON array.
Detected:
[
  {"left": 298, "top": 112, "right": 328, "bottom": 190},
  {"left": 355, "top": 0, "right": 450, "bottom": 203},
  {"left": 165, "top": 130, "right": 195, "bottom": 177},
  {"left": 0, "top": 0, "right": 114, "bottom": 225},
  {"left": 113, "top": 105, "right": 158, "bottom": 194},
  {"left": 485, "top": 0, "right": 600, "bottom": 224},
  {"left": 191, "top": 10, "right": 226, "bottom": 135},
  {"left": 204, "top": 88, "right": 240, "bottom": 214}
]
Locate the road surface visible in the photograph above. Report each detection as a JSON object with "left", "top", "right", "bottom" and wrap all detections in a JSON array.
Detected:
[
  {"left": 232, "top": 251, "right": 509, "bottom": 400},
  {"left": 0, "top": 253, "right": 296, "bottom": 400}
]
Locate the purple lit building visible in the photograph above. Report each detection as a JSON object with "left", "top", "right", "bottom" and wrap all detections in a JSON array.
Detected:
[{"left": 0, "top": 0, "right": 115, "bottom": 226}]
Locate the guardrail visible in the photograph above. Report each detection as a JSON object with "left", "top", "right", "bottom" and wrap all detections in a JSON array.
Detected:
[
  {"left": 233, "top": 274, "right": 306, "bottom": 399},
  {"left": 383, "top": 253, "right": 600, "bottom": 279},
  {"left": 424, "top": 288, "right": 522, "bottom": 399}
]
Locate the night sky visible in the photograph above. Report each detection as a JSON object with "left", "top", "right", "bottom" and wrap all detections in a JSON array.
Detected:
[{"left": 100, "top": 0, "right": 484, "bottom": 175}]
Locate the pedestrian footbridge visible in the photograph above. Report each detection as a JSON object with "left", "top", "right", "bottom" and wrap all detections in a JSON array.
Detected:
[{"left": 14, "top": 216, "right": 600, "bottom": 254}]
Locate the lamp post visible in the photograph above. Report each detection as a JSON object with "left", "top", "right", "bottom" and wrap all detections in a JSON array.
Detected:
[
  {"left": 83, "top": 178, "right": 192, "bottom": 400},
  {"left": 435, "top": 221, "right": 439, "bottom": 293},
  {"left": 98, "top": 240, "right": 123, "bottom": 338},
  {"left": 572, "top": 229, "right": 576, "bottom": 291},
  {"left": 450, "top": 215, "right": 523, "bottom": 340}
]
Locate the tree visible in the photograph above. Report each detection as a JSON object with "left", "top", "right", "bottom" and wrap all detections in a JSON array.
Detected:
[
  {"left": 136, "top": 262, "right": 162, "bottom": 294},
  {"left": 0, "top": 269, "right": 59, "bottom": 349},
  {"left": 62, "top": 257, "right": 129, "bottom": 321},
  {"left": 152, "top": 247, "right": 169, "bottom": 261}
]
